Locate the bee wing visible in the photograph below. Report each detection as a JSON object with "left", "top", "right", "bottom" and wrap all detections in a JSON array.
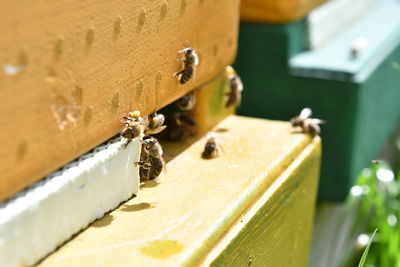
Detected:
[
  {"left": 309, "top": 119, "right": 325, "bottom": 124},
  {"left": 191, "top": 66, "right": 197, "bottom": 83},
  {"left": 236, "top": 76, "right": 244, "bottom": 92},
  {"left": 193, "top": 50, "right": 199, "bottom": 65},
  {"left": 145, "top": 125, "right": 167, "bottom": 135},
  {"left": 299, "top": 108, "right": 312, "bottom": 119}
]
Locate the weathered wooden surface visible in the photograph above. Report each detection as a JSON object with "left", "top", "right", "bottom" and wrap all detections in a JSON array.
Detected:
[
  {"left": 0, "top": 0, "right": 239, "bottom": 202},
  {"left": 240, "top": 0, "right": 326, "bottom": 23},
  {"left": 39, "top": 116, "right": 320, "bottom": 266}
]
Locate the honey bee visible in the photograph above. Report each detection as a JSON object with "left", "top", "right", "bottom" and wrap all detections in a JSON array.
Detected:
[
  {"left": 202, "top": 132, "right": 223, "bottom": 159},
  {"left": 176, "top": 91, "right": 196, "bottom": 111},
  {"left": 121, "top": 111, "right": 166, "bottom": 148},
  {"left": 225, "top": 66, "right": 243, "bottom": 108},
  {"left": 135, "top": 136, "right": 165, "bottom": 181},
  {"left": 164, "top": 112, "right": 197, "bottom": 141},
  {"left": 290, "top": 108, "right": 325, "bottom": 136},
  {"left": 121, "top": 110, "right": 147, "bottom": 148},
  {"left": 146, "top": 112, "right": 167, "bottom": 135},
  {"left": 174, "top": 47, "right": 199, "bottom": 84}
]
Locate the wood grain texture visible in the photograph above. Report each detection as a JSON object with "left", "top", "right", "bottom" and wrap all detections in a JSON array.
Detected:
[
  {"left": 0, "top": 0, "right": 239, "bottom": 201},
  {"left": 240, "top": 0, "right": 327, "bottom": 23},
  {"left": 39, "top": 116, "right": 320, "bottom": 266}
]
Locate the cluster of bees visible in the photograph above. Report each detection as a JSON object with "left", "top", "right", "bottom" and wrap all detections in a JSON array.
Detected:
[
  {"left": 120, "top": 47, "right": 242, "bottom": 181},
  {"left": 121, "top": 111, "right": 166, "bottom": 181},
  {"left": 121, "top": 46, "right": 323, "bottom": 182}
]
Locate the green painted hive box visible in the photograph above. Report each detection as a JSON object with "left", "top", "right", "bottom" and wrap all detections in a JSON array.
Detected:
[{"left": 235, "top": 0, "right": 400, "bottom": 201}]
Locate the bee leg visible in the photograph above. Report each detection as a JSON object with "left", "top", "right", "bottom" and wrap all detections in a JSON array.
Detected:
[
  {"left": 123, "top": 139, "right": 132, "bottom": 149},
  {"left": 122, "top": 116, "right": 133, "bottom": 121},
  {"left": 135, "top": 161, "right": 152, "bottom": 169},
  {"left": 174, "top": 70, "right": 184, "bottom": 78},
  {"left": 178, "top": 113, "right": 196, "bottom": 126}
]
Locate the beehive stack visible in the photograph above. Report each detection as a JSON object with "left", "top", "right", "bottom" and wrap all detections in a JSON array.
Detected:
[
  {"left": 0, "top": 0, "right": 323, "bottom": 266},
  {"left": 0, "top": 0, "right": 239, "bottom": 265}
]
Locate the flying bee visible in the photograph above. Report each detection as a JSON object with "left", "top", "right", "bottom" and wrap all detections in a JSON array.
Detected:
[
  {"left": 225, "top": 65, "right": 243, "bottom": 108},
  {"left": 121, "top": 110, "right": 148, "bottom": 148},
  {"left": 146, "top": 112, "right": 167, "bottom": 135},
  {"left": 290, "top": 108, "right": 325, "bottom": 136},
  {"left": 174, "top": 47, "right": 199, "bottom": 84},
  {"left": 135, "top": 136, "right": 166, "bottom": 181},
  {"left": 202, "top": 132, "right": 223, "bottom": 159},
  {"left": 176, "top": 91, "right": 196, "bottom": 111}
]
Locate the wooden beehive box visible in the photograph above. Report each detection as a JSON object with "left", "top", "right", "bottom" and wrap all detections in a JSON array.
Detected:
[
  {"left": 0, "top": 0, "right": 239, "bottom": 202},
  {"left": 240, "top": 0, "right": 327, "bottom": 23},
  {"left": 0, "top": 0, "right": 322, "bottom": 266}
]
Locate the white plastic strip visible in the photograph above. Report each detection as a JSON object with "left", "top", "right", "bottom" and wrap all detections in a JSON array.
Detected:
[
  {"left": 308, "top": 0, "right": 379, "bottom": 50},
  {"left": 0, "top": 137, "right": 140, "bottom": 267}
]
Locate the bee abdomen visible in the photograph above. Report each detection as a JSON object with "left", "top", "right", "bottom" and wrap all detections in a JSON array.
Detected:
[
  {"left": 202, "top": 143, "right": 216, "bottom": 159},
  {"left": 179, "top": 67, "right": 194, "bottom": 84},
  {"left": 148, "top": 157, "right": 164, "bottom": 180}
]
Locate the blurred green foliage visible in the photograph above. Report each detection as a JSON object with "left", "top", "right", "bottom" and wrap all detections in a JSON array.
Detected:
[
  {"left": 358, "top": 229, "right": 377, "bottom": 267},
  {"left": 343, "top": 160, "right": 400, "bottom": 267}
]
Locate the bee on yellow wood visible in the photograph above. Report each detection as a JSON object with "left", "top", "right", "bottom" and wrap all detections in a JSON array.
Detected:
[
  {"left": 202, "top": 132, "right": 223, "bottom": 159},
  {"left": 290, "top": 108, "right": 325, "bottom": 136},
  {"left": 174, "top": 47, "right": 199, "bottom": 84},
  {"left": 176, "top": 91, "right": 196, "bottom": 111},
  {"left": 225, "top": 65, "right": 243, "bottom": 108},
  {"left": 135, "top": 136, "right": 165, "bottom": 181}
]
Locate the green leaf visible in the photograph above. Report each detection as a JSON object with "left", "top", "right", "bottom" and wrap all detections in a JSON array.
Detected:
[{"left": 358, "top": 229, "right": 378, "bottom": 267}]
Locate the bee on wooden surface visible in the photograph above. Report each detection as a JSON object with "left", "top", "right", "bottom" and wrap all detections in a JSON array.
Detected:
[
  {"left": 176, "top": 91, "right": 196, "bottom": 111},
  {"left": 174, "top": 47, "right": 199, "bottom": 84},
  {"left": 146, "top": 112, "right": 167, "bottom": 135},
  {"left": 225, "top": 65, "right": 243, "bottom": 108},
  {"left": 135, "top": 136, "right": 165, "bottom": 181},
  {"left": 202, "top": 132, "right": 223, "bottom": 159},
  {"left": 290, "top": 108, "right": 325, "bottom": 136},
  {"left": 121, "top": 110, "right": 148, "bottom": 148},
  {"left": 164, "top": 112, "right": 197, "bottom": 141}
]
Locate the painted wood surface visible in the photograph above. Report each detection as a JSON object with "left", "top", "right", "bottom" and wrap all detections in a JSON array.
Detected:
[
  {"left": 240, "top": 0, "right": 326, "bottom": 23},
  {"left": 39, "top": 115, "right": 320, "bottom": 266},
  {"left": 208, "top": 136, "right": 320, "bottom": 267},
  {"left": 291, "top": 0, "right": 400, "bottom": 82},
  {"left": 235, "top": 19, "right": 400, "bottom": 201},
  {"left": 0, "top": 0, "right": 239, "bottom": 202}
]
